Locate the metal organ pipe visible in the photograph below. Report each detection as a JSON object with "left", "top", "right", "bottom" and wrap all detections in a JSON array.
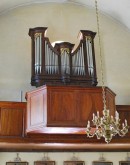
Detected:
[
  {"left": 66, "top": 51, "right": 70, "bottom": 74},
  {"left": 35, "top": 36, "right": 37, "bottom": 74},
  {"left": 54, "top": 52, "right": 57, "bottom": 74},
  {"left": 89, "top": 40, "right": 94, "bottom": 76},
  {"left": 86, "top": 37, "right": 94, "bottom": 76},
  {"left": 39, "top": 34, "right": 42, "bottom": 73},
  {"left": 61, "top": 51, "right": 65, "bottom": 74},
  {"left": 72, "top": 54, "right": 75, "bottom": 75},
  {"left": 52, "top": 51, "right": 54, "bottom": 74},
  {"left": 37, "top": 35, "right": 39, "bottom": 73},
  {"left": 45, "top": 40, "right": 58, "bottom": 75},
  {"left": 36, "top": 37, "right": 38, "bottom": 73},
  {"left": 79, "top": 47, "right": 81, "bottom": 75},
  {"left": 72, "top": 52, "right": 78, "bottom": 75},
  {"left": 81, "top": 44, "right": 85, "bottom": 75},
  {"left": 61, "top": 49, "right": 70, "bottom": 75},
  {"left": 45, "top": 41, "right": 48, "bottom": 73},
  {"left": 34, "top": 33, "right": 42, "bottom": 74},
  {"left": 75, "top": 52, "right": 78, "bottom": 75},
  {"left": 49, "top": 46, "right": 51, "bottom": 74},
  {"left": 77, "top": 50, "right": 79, "bottom": 75},
  {"left": 72, "top": 43, "right": 85, "bottom": 76},
  {"left": 79, "top": 46, "right": 82, "bottom": 75}
]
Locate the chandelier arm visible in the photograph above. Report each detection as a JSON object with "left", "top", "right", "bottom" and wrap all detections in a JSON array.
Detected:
[
  {"left": 117, "top": 126, "right": 129, "bottom": 137},
  {"left": 86, "top": 128, "right": 96, "bottom": 138}
]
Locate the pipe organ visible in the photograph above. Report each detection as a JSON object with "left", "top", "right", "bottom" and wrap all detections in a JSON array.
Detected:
[{"left": 29, "top": 27, "right": 98, "bottom": 87}]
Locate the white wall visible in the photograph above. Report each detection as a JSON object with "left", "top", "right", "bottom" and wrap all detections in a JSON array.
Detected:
[
  {"left": 0, "top": 152, "right": 129, "bottom": 165},
  {"left": 0, "top": 2, "right": 130, "bottom": 104}
]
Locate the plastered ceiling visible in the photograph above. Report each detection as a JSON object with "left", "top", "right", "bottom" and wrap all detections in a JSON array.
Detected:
[{"left": 0, "top": 0, "right": 130, "bottom": 31}]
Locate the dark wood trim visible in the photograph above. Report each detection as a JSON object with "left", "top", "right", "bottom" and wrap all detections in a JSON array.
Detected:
[
  {"left": 116, "top": 105, "right": 130, "bottom": 111},
  {"left": 1, "top": 142, "right": 130, "bottom": 152}
]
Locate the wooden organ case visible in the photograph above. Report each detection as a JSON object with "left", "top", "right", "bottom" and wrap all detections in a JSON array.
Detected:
[
  {"left": 29, "top": 27, "right": 98, "bottom": 87},
  {"left": 26, "top": 27, "right": 116, "bottom": 143}
]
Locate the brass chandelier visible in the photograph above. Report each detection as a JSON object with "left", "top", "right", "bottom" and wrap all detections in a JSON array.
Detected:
[{"left": 86, "top": 0, "right": 129, "bottom": 143}]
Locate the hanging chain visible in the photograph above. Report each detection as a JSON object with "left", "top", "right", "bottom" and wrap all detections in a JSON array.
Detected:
[{"left": 95, "top": 0, "right": 107, "bottom": 110}]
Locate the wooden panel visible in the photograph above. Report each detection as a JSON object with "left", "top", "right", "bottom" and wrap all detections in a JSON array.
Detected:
[
  {"left": 77, "top": 92, "right": 94, "bottom": 123},
  {"left": 47, "top": 86, "right": 116, "bottom": 127},
  {"left": 106, "top": 88, "right": 116, "bottom": 116},
  {"left": 47, "top": 90, "right": 77, "bottom": 126},
  {"left": 77, "top": 92, "right": 103, "bottom": 126},
  {"left": 0, "top": 108, "right": 23, "bottom": 136},
  {"left": 26, "top": 85, "right": 116, "bottom": 130},
  {"left": 26, "top": 87, "right": 47, "bottom": 132},
  {"left": 30, "top": 93, "right": 45, "bottom": 125},
  {"left": 0, "top": 101, "right": 26, "bottom": 137}
]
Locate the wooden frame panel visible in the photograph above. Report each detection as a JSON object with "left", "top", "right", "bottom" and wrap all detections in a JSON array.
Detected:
[
  {"left": 34, "top": 161, "right": 55, "bottom": 165},
  {"left": 93, "top": 162, "right": 113, "bottom": 165},
  {"left": 6, "top": 162, "right": 28, "bottom": 165},
  {"left": 64, "top": 161, "right": 85, "bottom": 165},
  {"left": 119, "top": 161, "right": 130, "bottom": 165}
]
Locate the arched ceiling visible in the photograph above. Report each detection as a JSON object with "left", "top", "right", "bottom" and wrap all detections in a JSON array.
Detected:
[{"left": 0, "top": 0, "right": 130, "bottom": 31}]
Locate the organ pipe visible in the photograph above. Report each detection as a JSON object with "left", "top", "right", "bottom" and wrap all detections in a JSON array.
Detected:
[{"left": 29, "top": 27, "right": 97, "bottom": 87}]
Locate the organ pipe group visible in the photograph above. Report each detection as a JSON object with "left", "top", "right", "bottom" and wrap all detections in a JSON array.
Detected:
[{"left": 29, "top": 27, "right": 98, "bottom": 87}]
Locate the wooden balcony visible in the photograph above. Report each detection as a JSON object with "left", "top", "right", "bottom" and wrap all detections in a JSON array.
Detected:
[{"left": 0, "top": 86, "right": 129, "bottom": 151}]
